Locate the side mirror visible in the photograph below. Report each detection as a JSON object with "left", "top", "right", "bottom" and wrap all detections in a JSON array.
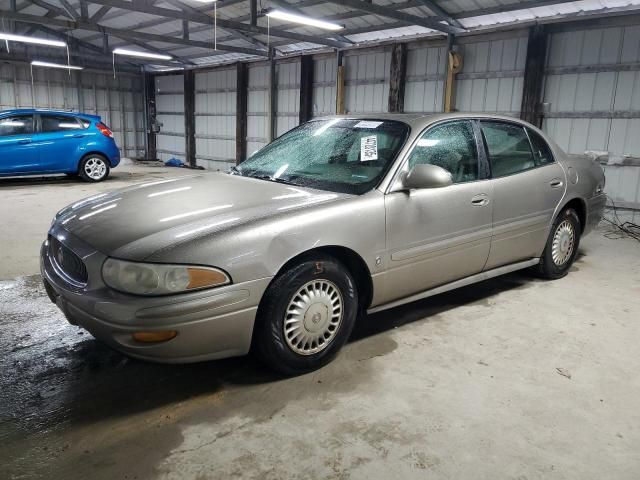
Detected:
[{"left": 402, "top": 164, "right": 453, "bottom": 190}]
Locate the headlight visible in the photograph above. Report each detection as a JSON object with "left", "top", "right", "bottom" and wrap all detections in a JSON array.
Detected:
[{"left": 102, "top": 258, "right": 230, "bottom": 296}]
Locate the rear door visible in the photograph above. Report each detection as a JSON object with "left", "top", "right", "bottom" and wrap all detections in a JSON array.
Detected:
[
  {"left": 0, "top": 114, "right": 38, "bottom": 174},
  {"left": 33, "top": 114, "right": 87, "bottom": 172},
  {"left": 479, "top": 120, "right": 565, "bottom": 269}
]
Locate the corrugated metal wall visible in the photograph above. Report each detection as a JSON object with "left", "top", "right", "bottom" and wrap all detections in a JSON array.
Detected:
[
  {"left": 247, "top": 63, "right": 269, "bottom": 155},
  {"left": 276, "top": 59, "right": 300, "bottom": 137},
  {"left": 312, "top": 54, "right": 336, "bottom": 117},
  {"left": 455, "top": 32, "right": 528, "bottom": 116},
  {"left": 0, "top": 62, "right": 144, "bottom": 158},
  {"left": 542, "top": 25, "right": 640, "bottom": 159},
  {"left": 343, "top": 47, "right": 391, "bottom": 114},
  {"left": 195, "top": 68, "right": 237, "bottom": 171},
  {"left": 404, "top": 43, "right": 446, "bottom": 113},
  {"left": 155, "top": 74, "right": 185, "bottom": 162}
]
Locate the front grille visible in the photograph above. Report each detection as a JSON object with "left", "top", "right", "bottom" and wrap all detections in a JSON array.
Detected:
[{"left": 49, "top": 236, "right": 88, "bottom": 285}]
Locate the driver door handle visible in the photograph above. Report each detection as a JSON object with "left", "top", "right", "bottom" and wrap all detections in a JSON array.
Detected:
[
  {"left": 471, "top": 194, "right": 489, "bottom": 207},
  {"left": 17, "top": 138, "right": 32, "bottom": 144}
]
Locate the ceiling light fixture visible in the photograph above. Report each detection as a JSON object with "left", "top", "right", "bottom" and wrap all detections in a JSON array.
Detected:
[
  {"left": 31, "top": 60, "right": 83, "bottom": 70},
  {"left": 266, "top": 9, "right": 344, "bottom": 30},
  {"left": 0, "top": 32, "right": 67, "bottom": 47},
  {"left": 112, "top": 48, "right": 172, "bottom": 60}
]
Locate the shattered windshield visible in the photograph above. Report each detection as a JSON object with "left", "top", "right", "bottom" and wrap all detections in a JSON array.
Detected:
[{"left": 233, "top": 118, "right": 410, "bottom": 195}]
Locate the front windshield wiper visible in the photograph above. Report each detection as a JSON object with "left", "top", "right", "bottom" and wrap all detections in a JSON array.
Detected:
[
  {"left": 229, "top": 165, "right": 242, "bottom": 175},
  {"left": 253, "top": 174, "right": 299, "bottom": 186}
]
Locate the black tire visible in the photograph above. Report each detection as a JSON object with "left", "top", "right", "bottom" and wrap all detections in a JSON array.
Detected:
[
  {"left": 78, "top": 154, "right": 110, "bottom": 182},
  {"left": 253, "top": 254, "right": 359, "bottom": 375},
  {"left": 536, "top": 208, "right": 581, "bottom": 279}
]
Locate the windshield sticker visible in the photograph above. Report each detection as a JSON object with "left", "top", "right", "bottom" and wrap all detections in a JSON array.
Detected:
[
  {"left": 354, "top": 121, "right": 383, "bottom": 129},
  {"left": 361, "top": 135, "right": 378, "bottom": 161}
]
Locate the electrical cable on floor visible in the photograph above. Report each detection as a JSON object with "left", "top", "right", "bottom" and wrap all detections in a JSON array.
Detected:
[{"left": 602, "top": 194, "right": 640, "bottom": 242}]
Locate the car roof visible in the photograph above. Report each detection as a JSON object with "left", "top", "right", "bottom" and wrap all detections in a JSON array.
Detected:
[
  {"left": 312, "top": 112, "right": 534, "bottom": 130},
  {"left": 0, "top": 108, "right": 100, "bottom": 121}
]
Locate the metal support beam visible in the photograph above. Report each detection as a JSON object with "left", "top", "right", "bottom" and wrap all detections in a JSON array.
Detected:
[
  {"left": 388, "top": 43, "right": 407, "bottom": 113},
  {"left": 59, "top": 0, "right": 79, "bottom": 20},
  {"left": 144, "top": 72, "right": 157, "bottom": 160},
  {"left": 520, "top": 25, "right": 548, "bottom": 128},
  {"left": 299, "top": 55, "right": 314, "bottom": 123},
  {"left": 184, "top": 69, "right": 196, "bottom": 167},
  {"left": 80, "top": 0, "right": 89, "bottom": 20},
  {"left": 416, "top": 0, "right": 463, "bottom": 28},
  {"left": 76, "top": 0, "right": 348, "bottom": 48},
  {"left": 268, "top": 48, "right": 277, "bottom": 142},
  {"left": 0, "top": 11, "right": 269, "bottom": 57},
  {"left": 323, "top": 0, "right": 463, "bottom": 35},
  {"left": 236, "top": 62, "right": 248, "bottom": 164},
  {"left": 250, "top": 0, "right": 257, "bottom": 27},
  {"left": 91, "top": 5, "right": 111, "bottom": 22},
  {"left": 336, "top": 50, "right": 345, "bottom": 115},
  {"left": 182, "top": 19, "right": 189, "bottom": 40}
]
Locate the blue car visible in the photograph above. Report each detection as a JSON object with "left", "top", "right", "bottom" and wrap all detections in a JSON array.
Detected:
[{"left": 0, "top": 109, "right": 120, "bottom": 182}]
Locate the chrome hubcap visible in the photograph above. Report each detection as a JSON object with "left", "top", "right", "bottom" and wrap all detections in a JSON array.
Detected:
[
  {"left": 284, "top": 279, "right": 343, "bottom": 355},
  {"left": 84, "top": 157, "right": 107, "bottom": 180},
  {"left": 551, "top": 220, "right": 575, "bottom": 266}
]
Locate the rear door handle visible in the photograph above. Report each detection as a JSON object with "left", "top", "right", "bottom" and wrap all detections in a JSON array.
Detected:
[
  {"left": 18, "top": 138, "right": 32, "bottom": 144},
  {"left": 471, "top": 194, "right": 489, "bottom": 207},
  {"left": 72, "top": 133, "right": 86, "bottom": 138},
  {"left": 550, "top": 179, "right": 564, "bottom": 188}
]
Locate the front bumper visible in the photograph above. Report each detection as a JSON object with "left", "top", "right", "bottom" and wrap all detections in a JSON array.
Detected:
[{"left": 41, "top": 228, "right": 272, "bottom": 363}]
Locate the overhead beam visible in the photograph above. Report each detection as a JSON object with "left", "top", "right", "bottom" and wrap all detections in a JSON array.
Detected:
[
  {"left": 90, "top": 5, "right": 111, "bottom": 22},
  {"left": 59, "top": 0, "right": 79, "bottom": 20},
  {"left": 416, "top": 0, "right": 463, "bottom": 28},
  {"left": 161, "top": 0, "right": 268, "bottom": 49},
  {"left": 80, "top": 0, "right": 348, "bottom": 48},
  {"left": 323, "top": 0, "right": 463, "bottom": 35},
  {"left": 269, "top": 0, "right": 355, "bottom": 44},
  {"left": 0, "top": 11, "right": 269, "bottom": 57}
]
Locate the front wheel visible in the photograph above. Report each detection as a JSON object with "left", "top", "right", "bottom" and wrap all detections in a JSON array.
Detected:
[
  {"left": 536, "top": 208, "right": 581, "bottom": 279},
  {"left": 79, "top": 154, "right": 110, "bottom": 182},
  {"left": 253, "top": 255, "right": 359, "bottom": 375}
]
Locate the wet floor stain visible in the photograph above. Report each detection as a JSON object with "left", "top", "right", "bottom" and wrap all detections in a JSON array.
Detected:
[{"left": 0, "top": 268, "right": 538, "bottom": 479}]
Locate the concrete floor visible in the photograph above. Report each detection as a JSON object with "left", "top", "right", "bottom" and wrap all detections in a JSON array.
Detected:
[{"left": 1, "top": 165, "right": 639, "bottom": 479}]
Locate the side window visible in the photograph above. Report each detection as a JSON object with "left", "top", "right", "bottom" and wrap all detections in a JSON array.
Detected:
[
  {"left": 480, "top": 121, "right": 535, "bottom": 178},
  {"left": 0, "top": 115, "right": 34, "bottom": 137},
  {"left": 527, "top": 128, "right": 555, "bottom": 166},
  {"left": 41, "top": 115, "right": 82, "bottom": 133},
  {"left": 407, "top": 120, "right": 479, "bottom": 183}
]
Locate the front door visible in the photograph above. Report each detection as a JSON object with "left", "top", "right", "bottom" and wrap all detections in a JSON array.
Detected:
[
  {"left": 478, "top": 121, "right": 566, "bottom": 270},
  {"left": 382, "top": 120, "right": 494, "bottom": 304},
  {"left": 0, "top": 114, "right": 39, "bottom": 174}
]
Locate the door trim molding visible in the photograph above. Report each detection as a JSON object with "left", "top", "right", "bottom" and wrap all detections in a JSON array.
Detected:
[{"left": 367, "top": 257, "right": 539, "bottom": 314}]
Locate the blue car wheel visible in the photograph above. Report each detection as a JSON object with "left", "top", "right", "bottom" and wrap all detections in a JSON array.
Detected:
[{"left": 79, "top": 154, "right": 110, "bottom": 182}]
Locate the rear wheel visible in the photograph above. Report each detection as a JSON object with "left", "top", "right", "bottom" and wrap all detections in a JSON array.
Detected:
[
  {"left": 253, "top": 254, "right": 359, "bottom": 375},
  {"left": 79, "top": 154, "right": 110, "bottom": 182},
  {"left": 536, "top": 208, "right": 581, "bottom": 279}
]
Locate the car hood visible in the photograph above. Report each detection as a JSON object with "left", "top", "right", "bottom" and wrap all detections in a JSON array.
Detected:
[{"left": 55, "top": 173, "right": 347, "bottom": 258}]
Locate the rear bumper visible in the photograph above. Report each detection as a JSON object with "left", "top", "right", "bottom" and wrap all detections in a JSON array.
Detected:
[
  {"left": 41, "top": 234, "right": 271, "bottom": 363},
  {"left": 104, "top": 141, "right": 121, "bottom": 168},
  {"left": 584, "top": 193, "right": 606, "bottom": 236}
]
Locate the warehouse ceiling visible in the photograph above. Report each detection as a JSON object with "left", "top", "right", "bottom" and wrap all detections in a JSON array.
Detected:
[{"left": 1, "top": 0, "right": 640, "bottom": 72}]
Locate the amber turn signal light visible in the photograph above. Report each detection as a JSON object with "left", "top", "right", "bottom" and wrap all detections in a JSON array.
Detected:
[
  {"left": 132, "top": 331, "right": 178, "bottom": 343},
  {"left": 187, "top": 267, "right": 229, "bottom": 289}
]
